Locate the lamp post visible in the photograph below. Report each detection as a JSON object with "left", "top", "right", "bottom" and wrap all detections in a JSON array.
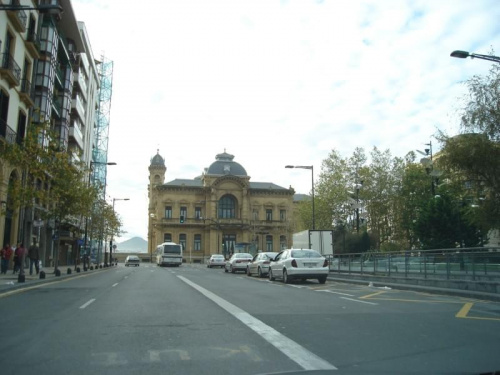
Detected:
[
  {"left": 110, "top": 198, "right": 129, "bottom": 266},
  {"left": 83, "top": 161, "right": 116, "bottom": 269},
  {"left": 450, "top": 50, "right": 500, "bottom": 64},
  {"left": 285, "top": 165, "right": 315, "bottom": 230}
]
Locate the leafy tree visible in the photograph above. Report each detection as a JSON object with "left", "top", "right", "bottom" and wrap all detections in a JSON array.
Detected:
[{"left": 1, "top": 123, "right": 99, "bottom": 270}]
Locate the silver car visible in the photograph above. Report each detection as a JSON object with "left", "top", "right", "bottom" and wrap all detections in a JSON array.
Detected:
[
  {"left": 207, "top": 254, "right": 225, "bottom": 268},
  {"left": 268, "top": 249, "right": 329, "bottom": 284},
  {"left": 246, "top": 252, "right": 278, "bottom": 277},
  {"left": 224, "top": 253, "right": 253, "bottom": 273}
]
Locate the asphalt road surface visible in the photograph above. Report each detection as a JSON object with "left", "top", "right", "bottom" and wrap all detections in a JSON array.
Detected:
[{"left": 0, "top": 263, "right": 499, "bottom": 375}]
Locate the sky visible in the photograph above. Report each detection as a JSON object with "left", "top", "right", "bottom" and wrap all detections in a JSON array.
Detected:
[{"left": 70, "top": 0, "right": 500, "bottom": 243}]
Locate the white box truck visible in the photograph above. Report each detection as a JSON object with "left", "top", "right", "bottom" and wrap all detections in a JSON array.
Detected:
[{"left": 292, "top": 230, "right": 334, "bottom": 255}]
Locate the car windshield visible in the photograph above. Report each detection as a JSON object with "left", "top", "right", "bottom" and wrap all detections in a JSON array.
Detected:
[{"left": 291, "top": 250, "right": 322, "bottom": 258}]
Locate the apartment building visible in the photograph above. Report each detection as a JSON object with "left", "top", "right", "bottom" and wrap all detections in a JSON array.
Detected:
[{"left": 0, "top": 0, "right": 101, "bottom": 267}]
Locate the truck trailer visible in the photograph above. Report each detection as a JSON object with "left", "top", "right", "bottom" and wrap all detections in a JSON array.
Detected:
[{"left": 292, "top": 230, "right": 334, "bottom": 256}]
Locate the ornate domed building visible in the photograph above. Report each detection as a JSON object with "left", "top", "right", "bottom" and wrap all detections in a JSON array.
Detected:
[{"left": 148, "top": 150, "right": 295, "bottom": 262}]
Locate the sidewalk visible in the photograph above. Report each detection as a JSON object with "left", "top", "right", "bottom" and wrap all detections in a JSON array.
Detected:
[{"left": 0, "top": 264, "right": 114, "bottom": 293}]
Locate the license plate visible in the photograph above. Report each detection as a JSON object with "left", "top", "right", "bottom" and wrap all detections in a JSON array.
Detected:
[{"left": 304, "top": 263, "right": 316, "bottom": 267}]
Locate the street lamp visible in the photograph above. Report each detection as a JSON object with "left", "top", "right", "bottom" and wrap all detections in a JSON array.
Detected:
[
  {"left": 285, "top": 165, "right": 315, "bottom": 230},
  {"left": 110, "top": 198, "right": 130, "bottom": 266},
  {"left": 450, "top": 50, "right": 500, "bottom": 64}
]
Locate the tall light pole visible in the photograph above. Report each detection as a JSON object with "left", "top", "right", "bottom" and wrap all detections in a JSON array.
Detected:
[
  {"left": 450, "top": 50, "right": 500, "bottom": 64},
  {"left": 285, "top": 165, "right": 315, "bottom": 230},
  {"left": 83, "top": 162, "right": 116, "bottom": 269},
  {"left": 110, "top": 197, "right": 129, "bottom": 266}
]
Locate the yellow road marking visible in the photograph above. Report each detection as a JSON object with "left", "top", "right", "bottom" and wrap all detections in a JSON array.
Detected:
[
  {"left": 360, "top": 291, "right": 386, "bottom": 299},
  {"left": 456, "top": 302, "right": 474, "bottom": 318}
]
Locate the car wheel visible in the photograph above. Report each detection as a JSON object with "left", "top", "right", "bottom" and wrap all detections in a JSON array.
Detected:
[
  {"left": 257, "top": 267, "right": 263, "bottom": 278},
  {"left": 318, "top": 276, "right": 327, "bottom": 284},
  {"left": 247, "top": 267, "right": 251, "bottom": 276},
  {"left": 224, "top": 265, "right": 228, "bottom": 273},
  {"left": 231, "top": 265, "right": 235, "bottom": 274},
  {"left": 269, "top": 269, "right": 275, "bottom": 281},
  {"left": 283, "top": 269, "right": 290, "bottom": 284}
]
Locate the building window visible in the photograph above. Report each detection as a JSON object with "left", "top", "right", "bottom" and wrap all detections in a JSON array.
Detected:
[
  {"left": 194, "top": 234, "right": 201, "bottom": 251},
  {"left": 179, "top": 234, "right": 186, "bottom": 251},
  {"left": 218, "top": 195, "right": 236, "bottom": 219},
  {"left": 266, "top": 209, "right": 273, "bottom": 221},
  {"left": 165, "top": 206, "right": 172, "bottom": 219},
  {"left": 180, "top": 206, "right": 187, "bottom": 219},
  {"left": 280, "top": 209, "right": 286, "bottom": 221},
  {"left": 164, "top": 233, "right": 172, "bottom": 242},
  {"left": 16, "top": 111, "right": 27, "bottom": 144},
  {"left": 266, "top": 235, "right": 273, "bottom": 251},
  {"left": 280, "top": 235, "right": 287, "bottom": 250},
  {"left": 195, "top": 207, "right": 202, "bottom": 219},
  {"left": 252, "top": 209, "right": 259, "bottom": 221}
]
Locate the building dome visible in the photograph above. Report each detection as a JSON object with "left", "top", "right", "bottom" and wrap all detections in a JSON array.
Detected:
[
  {"left": 206, "top": 151, "right": 248, "bottom": 176},
  {"left": 150, "top": 150, "right": 165, "bottom": 167}
]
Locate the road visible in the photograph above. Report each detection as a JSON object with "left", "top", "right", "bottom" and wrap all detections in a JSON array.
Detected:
[{"left": 0, "top": 263, "right": 499, "bottom": 375}]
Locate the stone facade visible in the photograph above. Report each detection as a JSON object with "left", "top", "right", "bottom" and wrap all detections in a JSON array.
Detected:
[{"left": 148, "top": 151, "right": 295, "bottom": 262}]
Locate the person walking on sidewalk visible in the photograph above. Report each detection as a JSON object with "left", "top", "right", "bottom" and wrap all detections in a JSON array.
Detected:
[
  {"left": 28, "top": 242, "right": 40, "bottom": 275},
  {"left": 1, "top": 244, "right": 13, "bottom": 274},
  {"left": 13, "top": 243, "right": 26, "bottom": 274}
]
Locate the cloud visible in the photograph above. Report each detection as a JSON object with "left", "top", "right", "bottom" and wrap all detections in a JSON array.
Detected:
[{"left": 71, "top": 0, "right": 500, "bottom": 241}]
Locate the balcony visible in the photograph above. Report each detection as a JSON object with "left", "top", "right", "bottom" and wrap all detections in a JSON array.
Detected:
[
  {"left": 71, "top": 95, "right": 85, "bottom": 121},
  {"left": 0, "top": 53, "right": 21, "bottom": 88},
  {"left": 19, "top": 78, "right": 35, "bottom": 107},
  {"left": 24, "top": 31, "right": 41, "bottom": 59},
  {"left": 73, "top": 71, "right": 87, "bottom": 99},
  {"left": 0, "top": 119, "right": 17, "bottom": 145},
  {"left": 6, "top": 4, "right": 27, "bottom": 33},
  {"left": 69, "top": 122, "right": 84, "bottom": 150}
]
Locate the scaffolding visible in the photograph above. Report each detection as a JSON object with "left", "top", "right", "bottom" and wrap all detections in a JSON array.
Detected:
[
  {"left": 90, "top": 54, "right": 114, "bottom": 264},
  {"left": 92, "top": 54, "right": 114, "bottom": 197}
]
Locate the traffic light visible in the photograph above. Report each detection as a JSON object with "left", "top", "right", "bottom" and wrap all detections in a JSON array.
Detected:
[{"left": 180, "top": 215, "right": 185, "bottom": 223}]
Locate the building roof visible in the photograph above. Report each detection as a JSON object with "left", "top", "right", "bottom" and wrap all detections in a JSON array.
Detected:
[
  {"left": 150, "top": 150, "right": 165, "bottom": 167},
  {"left": 206, "top": 151, "right": 248, "bottom": 176},
  {"left": 163, "top": 179, "right": 288, "bottom": 190}
]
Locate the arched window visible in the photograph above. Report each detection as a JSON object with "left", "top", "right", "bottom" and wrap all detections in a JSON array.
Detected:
[{"left": 218, "top": 195, "right": 236, "bottom": 219}]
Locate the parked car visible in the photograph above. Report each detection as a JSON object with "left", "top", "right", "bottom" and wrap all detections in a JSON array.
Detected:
[
  {"left": 246, "top": 252, "right": 278, "bottom": 277},
  {"left": 224, "top": 253, "right": 253, "bottom": 273},
  {"left": 207, "top": 254, "right": 225, "bottom": 268},
  {"left": 125, "top": 255, "right": 140, "bottom": 267},
  {"left": 268, "top": 249, "right": 329, "bottom": 284}
]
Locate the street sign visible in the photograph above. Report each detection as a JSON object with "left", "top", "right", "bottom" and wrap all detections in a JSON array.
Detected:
[{"left": 33, "top": 220, "right": 44, "bottom": 227}]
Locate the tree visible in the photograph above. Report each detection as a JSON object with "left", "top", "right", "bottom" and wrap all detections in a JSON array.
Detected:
[{"left": 1, "top": 123, "right": 99, "bottom": 270}]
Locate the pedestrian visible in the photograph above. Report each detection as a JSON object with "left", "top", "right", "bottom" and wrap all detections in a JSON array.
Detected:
[
  {"left": 1, "top": 244, "right": 13, "bottom": 274},
  {"left": 13, "top": 243, "right": 26, "bottom": 275},
  {"left": 28, "top": 241, "right": 40, "bottom": 275}
]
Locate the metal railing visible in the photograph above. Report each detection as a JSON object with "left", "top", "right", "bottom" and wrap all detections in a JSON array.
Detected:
[
  {"left": 327, "top": 247, "right": 500, "bottom": 281},
  {"left": 0, "top": 119, "right": 17, "bottom": 144},
  {"left": 0, "top": 52, "right": 21, "bottom": 83}
]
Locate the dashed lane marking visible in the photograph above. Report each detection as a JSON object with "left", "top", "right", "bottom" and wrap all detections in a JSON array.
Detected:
[{"left": 80, "top": 298, "right": 96, "bottom": 309}]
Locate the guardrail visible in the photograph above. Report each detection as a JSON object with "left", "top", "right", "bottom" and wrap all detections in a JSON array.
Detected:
[{"left": 327, "top": 247, "right": 500, "bottom": 281}]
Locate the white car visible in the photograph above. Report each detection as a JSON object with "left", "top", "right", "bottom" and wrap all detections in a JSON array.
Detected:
[
  {"left": 246, "top": 252, "right": 278, "bottom": 277},
  {"left": 125, "top": 255, "right": 140, "bottom": 267},
  {"left": 268, "top": 249, "right": 329, "bottom": 284},
  {"left": 207, "top": 254, "right": 225, "bottom": 268},
  {"left": 224, "top": 253, "right": 253, "bottom": 273}
]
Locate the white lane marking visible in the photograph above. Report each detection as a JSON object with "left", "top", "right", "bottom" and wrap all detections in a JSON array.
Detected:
[
  {"left": 177, "top": 275, "right": 337, "bottom": 371},
  {"left": 316, "top": 290, "right": 354, "bottom": 297},
  {"left": 340, "top": 297, "right": 378, "bottom": 305},
  {"left": 112, "top": 283, "right": 118, "bottom": 287},
  {"left": 288, "top": 285, "right": 305, "bottom": 289},
  {"left": 80, "top": 298, "right": 96, "bottom": 309}
]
